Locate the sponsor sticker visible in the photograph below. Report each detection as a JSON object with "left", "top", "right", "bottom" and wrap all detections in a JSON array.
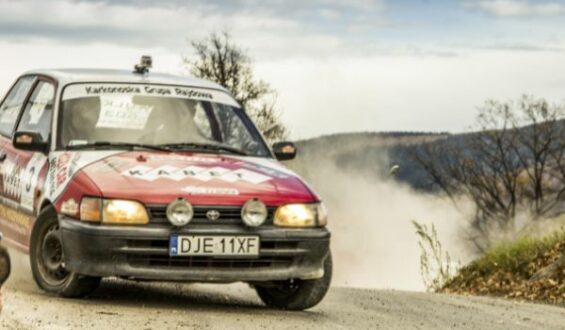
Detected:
[
  {"left": 96, "top": 96, "right": 153, "bottom": 129},
  {"left": 62, "top": 83, "right": 240, "bottom": 107},
  {"left": 47, "top": 152, "right": 75, "bottom": 198},
  {"left": 0, "top": 203, "right": 33, "bottom": 233},
  {"left": 19, "top": 153, "right": 48, "bottom": 211},
  {"left": 121, "top": 165, "right": 272, "bottom": 184},
  {"left": 44, "top": 151, "right": 124, "bottom": 202},
  {"left": 147, "top": 155, "right": 218, "bottom": 163},
  {"left": 182, "top": 186, "right": 239, "bottom": 195},
  {"left": 1, "top": 160, "right": 20, "bottom": 199}
]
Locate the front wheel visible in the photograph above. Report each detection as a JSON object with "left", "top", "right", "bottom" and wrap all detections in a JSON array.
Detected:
[
  {"left": 255, "top": 252, "right": 332, "bottom": 310},
  {"left": 30, "top": 207, "right": 100, "bottom": 298}
]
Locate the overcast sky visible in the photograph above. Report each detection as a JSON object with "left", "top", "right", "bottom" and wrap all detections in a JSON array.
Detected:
[{"left": 1, "top": 0, "right": 565, "bottom": 139}]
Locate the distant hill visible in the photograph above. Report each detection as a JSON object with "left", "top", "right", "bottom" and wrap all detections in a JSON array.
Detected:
[{"left": 287, "top": 131, "right": 449, "bottom": 191}]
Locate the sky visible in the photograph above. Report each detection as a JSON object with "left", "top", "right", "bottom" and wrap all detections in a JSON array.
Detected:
[{"left": 1, "top": 0, "right": 565, "bottom": 139}]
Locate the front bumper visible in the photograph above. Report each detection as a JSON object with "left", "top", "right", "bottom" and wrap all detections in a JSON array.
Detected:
[{"left": 58, "top": 216, "right": 330, "bottom": 282}]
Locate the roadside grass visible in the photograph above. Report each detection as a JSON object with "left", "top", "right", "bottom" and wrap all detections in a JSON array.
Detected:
[
  {"left": 412, "top": 221, "right": 454, "bottom": 292},
  {"left": 464, "top": 231, "right": 565, "bottom": 277},
  {"left": 442, "top": 229, "right": 565, "bottom": 305}
]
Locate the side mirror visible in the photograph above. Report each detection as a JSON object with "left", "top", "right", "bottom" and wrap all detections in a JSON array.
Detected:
[
  {"left": 13, "top": 131, "right": 49, "bottom": 153},
  {"left": 273, "top": 141, "right": 297, "bottom": 161}
]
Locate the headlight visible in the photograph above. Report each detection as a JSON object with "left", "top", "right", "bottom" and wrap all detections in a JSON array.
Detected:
[
  {"left": 103, "top": 200, "right": 149, "bottom": 224},
  {"left": 241, "top": 198, "right": 268, "bottom": 227},
  {"left": 166, "top": 198, "right": 194, "bottom": 226},
  {"left": 274, "top": 203, "right": 328, "bottom": 227},
  {"left": 80, "top": 197, "right": 149, "bottom": 225}
]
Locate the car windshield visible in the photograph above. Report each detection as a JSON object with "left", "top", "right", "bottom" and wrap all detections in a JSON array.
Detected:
[{"left": 58, "top": 83, "right": 270, "bottom": 157}]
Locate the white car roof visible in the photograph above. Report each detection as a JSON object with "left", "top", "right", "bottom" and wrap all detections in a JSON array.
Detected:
[{"left": 23, "top": 69, "right": 229, "bottom": 92}]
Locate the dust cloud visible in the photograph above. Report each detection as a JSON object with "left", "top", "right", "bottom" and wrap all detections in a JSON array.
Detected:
[{"left": 288, "top": 138, "right": 473, "bottom": 291}]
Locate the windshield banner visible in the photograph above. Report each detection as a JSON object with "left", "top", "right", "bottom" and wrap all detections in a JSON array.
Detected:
[{"left": 62, "top": 83, "right": 240, "bottom": 107}]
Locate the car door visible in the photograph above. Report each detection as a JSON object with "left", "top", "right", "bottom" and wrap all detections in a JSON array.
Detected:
[
  {"left": 0, "top": 77, "right": 54, "bottom": 250},
  {"left": 13, "top": 78, "right": 54, "bottom": 212},
  {"left": 0, "top": 76, "right": 37, "bottom": 248}
]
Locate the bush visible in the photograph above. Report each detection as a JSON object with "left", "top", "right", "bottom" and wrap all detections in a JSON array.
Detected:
[{"left": 442, "top": 230, "right": 565, "bottom": 305}]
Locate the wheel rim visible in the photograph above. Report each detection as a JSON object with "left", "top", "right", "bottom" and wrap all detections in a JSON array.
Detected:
[{"left": 37, "top": 223, "right": 70, "bottom": 286}]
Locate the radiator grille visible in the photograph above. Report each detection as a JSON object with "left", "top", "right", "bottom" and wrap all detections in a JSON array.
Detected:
[{"left": 127, "top": 255, "right": 293, "bottom": 268}]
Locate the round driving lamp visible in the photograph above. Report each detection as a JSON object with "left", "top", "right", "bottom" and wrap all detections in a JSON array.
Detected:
[
  {"left": 166, "top": 198, "right": 194, "bottom": 226},
  {"left": 241, "top": 198, "right": 268, "bottom": 227}
]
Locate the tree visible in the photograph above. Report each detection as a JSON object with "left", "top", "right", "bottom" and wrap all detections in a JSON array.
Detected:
[
  {"left": 185, "top": 31, "right": 287, "bottom": 141},
  {"left": 414, "top": 96, "right": 565, "bottom": 251}
]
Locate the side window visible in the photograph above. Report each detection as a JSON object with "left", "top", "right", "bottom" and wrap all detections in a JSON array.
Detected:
[
  {"left": 0, "top": 76, "right": 35, "bottom": 136},
  {"left": 17, "top": 81, "right": 55, "bottom": 141}
]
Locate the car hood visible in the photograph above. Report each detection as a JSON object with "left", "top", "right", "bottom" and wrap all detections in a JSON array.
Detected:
[{"left": 73, "top": 151, "right": 317, "bottom": 206}]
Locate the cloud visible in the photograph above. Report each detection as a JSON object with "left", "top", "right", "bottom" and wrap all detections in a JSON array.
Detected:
[
  {"left": 255, "top": 49, "right": 565, "bottom": 138},
  {"left": 0, "top": 0, "right": 385, "bottom": 59},
  {"left": 100, "top": 0, "right": 384, "bottom": 15},
  {"left": 465, "top": 0, "right": 565, "bottom": 17},
  {"left": 476, "top": 43, "right": 565, "bottom": 51}
]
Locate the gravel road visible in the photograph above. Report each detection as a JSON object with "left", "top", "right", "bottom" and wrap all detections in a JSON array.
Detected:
[{"left": 1, "top": 251, "right": 564, "bottom": 330}]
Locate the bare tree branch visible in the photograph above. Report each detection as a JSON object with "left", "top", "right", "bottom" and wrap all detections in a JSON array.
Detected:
[
  {"left": 413, "top": 95, "right": 565, "bottom": 251},
  {"left": 185, "top": 31, "right": 288, "bottom": 141}
]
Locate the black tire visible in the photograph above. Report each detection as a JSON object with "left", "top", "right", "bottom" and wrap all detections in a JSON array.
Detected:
[
  {"left": 0, "top": 243, "right": 10, "bottom": 286},
  {"left": 255, "top": 252, "right": 332, "bottom": 310},
  {"left": 30, "top": 206, "right": 100, "bottom": 298}
]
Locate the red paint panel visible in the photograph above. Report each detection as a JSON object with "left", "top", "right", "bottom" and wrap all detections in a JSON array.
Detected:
[{"left": 71, "top": 152, "right": 318, "bottom": 206}]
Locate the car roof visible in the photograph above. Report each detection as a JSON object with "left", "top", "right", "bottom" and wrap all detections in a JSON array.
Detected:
[{"left": 23, "top": 68, "right": 229, "bottom": 92}]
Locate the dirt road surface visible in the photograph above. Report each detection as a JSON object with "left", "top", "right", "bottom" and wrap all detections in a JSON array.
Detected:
[{"left": 1, "top": 250, "right": 564, "bottom": 330}]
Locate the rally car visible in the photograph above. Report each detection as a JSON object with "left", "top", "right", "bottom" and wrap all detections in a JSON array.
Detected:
[{"left": 0, "top": 57, "right": 331, "bottom": 310}]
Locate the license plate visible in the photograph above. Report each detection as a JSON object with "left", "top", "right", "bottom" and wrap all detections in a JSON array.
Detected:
[{"left": 169, "top": 235, "right": 260, "bottom": 257}]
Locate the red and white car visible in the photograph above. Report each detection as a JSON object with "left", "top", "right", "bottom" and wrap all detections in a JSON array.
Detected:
[{"left": 0, "top": 59, "right": 331, "bottom": 310}]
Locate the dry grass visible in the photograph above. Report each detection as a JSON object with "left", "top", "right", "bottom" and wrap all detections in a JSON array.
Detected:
[{"left": 442, "top": 230, "right": 565, "bottom": 306}]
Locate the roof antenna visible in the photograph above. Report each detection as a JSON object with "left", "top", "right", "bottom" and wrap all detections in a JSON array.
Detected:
[{"left": 134, "top": 55, "right": 152, "bottom": 74}]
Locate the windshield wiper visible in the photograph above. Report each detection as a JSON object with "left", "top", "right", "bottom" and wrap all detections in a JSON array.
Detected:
[
  {"left": 160, "top": 142, "right": 248, "bottom": 156},
  {"left": 66, "top": 141, "right": 171, "bottom": 152}
]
